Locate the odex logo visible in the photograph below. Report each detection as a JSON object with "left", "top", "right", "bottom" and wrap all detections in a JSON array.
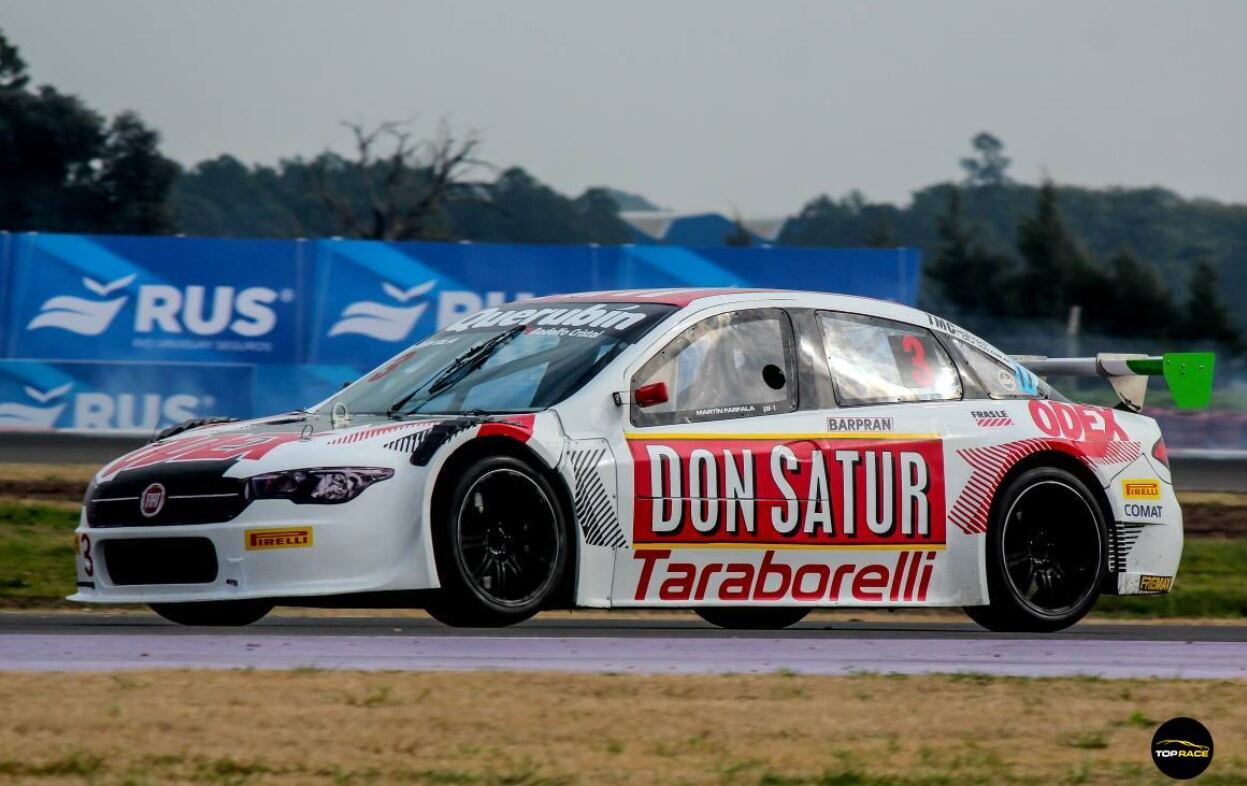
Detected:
[
  {"left": 1152, "top": 717, "right": 1213, "bottom": 780},
  {"left": 27, "top": 275, "right": 286, "bottom": 338},
  {"left": 328, "top": 280, "right": 534, "bottom": 342}
]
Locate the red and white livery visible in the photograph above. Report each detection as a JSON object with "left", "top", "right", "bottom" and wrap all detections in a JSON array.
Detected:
[{"left": 72, "top": 289, "right": 1209, "bottom": 630}]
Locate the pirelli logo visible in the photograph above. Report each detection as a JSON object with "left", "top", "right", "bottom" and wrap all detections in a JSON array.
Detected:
[
  {"left": 246, "top": 527, "right": 313, "bottom": 551},
  {"left": 1122, "top": 479, "right": 1161, "bottom": 500},
  {"left": 1139, "top": 574, "right": 1174, "bottom": 593}
]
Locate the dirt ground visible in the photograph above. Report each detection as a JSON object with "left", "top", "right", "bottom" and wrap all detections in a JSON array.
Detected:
[
  {"left": 1179, "top": 491, "right": 1247, "bottom": 537},
  {"left": 0, "top": 670, "right": 1243, "bottom": 785},
  {"left": 0, "top": 464, "right": 94, "bottom": 503}
]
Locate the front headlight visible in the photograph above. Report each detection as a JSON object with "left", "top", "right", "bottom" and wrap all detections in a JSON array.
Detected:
[{"left": 246, "top": 468, "right": 394, "bottom": 504}]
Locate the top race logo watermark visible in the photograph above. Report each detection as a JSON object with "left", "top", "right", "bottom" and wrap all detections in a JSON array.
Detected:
[
  {"left": 328, "top": 280, "right": 536, "bottom": 342},
  {"left": 1151, "top": 717, "right": 1213, "bottom": 780},
  {"left": 27, "top": 275, "right": 290, "bottom": 351}
]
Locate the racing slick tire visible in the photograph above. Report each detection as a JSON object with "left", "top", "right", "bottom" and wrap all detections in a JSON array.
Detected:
[
  {"left": 964, "top": 466, "right": 1109, "bottom": 633},
  {"left": 149, "top": 600, "right": 273, "bottom": 627},
  {"left": 152, "top": 416, "right": 239, "bottom": 443},
  {"left": 425, "top": 455, "right": 570, "bottom": 628},
  {"left": 695, "top": 608, "right": 810, "bottom": 630}
]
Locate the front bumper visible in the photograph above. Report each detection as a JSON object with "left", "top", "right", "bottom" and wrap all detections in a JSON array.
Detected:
[{"left": 71, "top": 483, "right": 437, "bottom": 604}]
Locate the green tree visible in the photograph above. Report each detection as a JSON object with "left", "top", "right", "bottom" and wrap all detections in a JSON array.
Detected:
[
  {"left": 1082, "top": 250, "right": 1178, "bottom": 338},
  {"left": 445, "top": 168, "right": 634, "bottom": 244},
  {"left": 866, "top": 215, "right": 895, "bottom": 247},
  {"left": 0, "top": 28, "right": 177, "bottom": 233},
  {"left": 174, "top": 155, "right": 311, "bottom": 237},
  {"left": 0, "top": 27, "right": 28, "bottom": 90},
  {"left": 306, "top": 119, "right": 487, "bottom": 240},
  {"left": 1181, "top": 260, "right": 1241, "bottom": 350},
  {"left": 925, "top": 187, "right": 1010, "bottom": 313},
  {"left": 725, "top": 212, "right": 753, "bottom": 247},
  {"left": 91, "top": 112, "right": 180, "bottom": 233},
  {"left": 1015, "top": 181, "right": 1091, "bottom": 319},
  {"left": 960, "top": 132, "right": 1011, "bottom": 187}
]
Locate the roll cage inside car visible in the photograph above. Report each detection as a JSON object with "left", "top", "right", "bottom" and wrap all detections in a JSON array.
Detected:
[{"left": 625, "top": 305, "right": 1053, "bottom": 423}]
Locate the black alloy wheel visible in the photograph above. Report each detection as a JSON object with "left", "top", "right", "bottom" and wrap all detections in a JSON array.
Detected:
[
  {"left": 426, "top": 456, "right": 568, "bottom": 627},
  {"left": 965, "top": 466, "right": 1108, "bottom": 632}
]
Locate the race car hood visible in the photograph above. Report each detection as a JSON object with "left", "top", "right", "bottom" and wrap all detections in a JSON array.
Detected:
[{"left": 91, "top": 411, "right": 562, "bottom": 488}]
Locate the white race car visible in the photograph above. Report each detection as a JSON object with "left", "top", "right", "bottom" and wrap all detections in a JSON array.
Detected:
[{"left": 72, "top": 289, "right": 1214, "bottom": 631}]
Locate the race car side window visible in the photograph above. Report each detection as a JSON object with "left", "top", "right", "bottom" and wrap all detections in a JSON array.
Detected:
[
  {"left": 630, "top": 308, "right": 799, "bottom": 427},
  {"left": 949, "top": 338, "right": 1045, "bottom": 399},
  {"left": 817, "top": 312, "right": 962, "bottom": 406}
]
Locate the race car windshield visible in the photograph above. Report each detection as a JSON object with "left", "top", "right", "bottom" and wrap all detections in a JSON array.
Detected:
[{"left": 324, "top": 301, "right": 676, "bottom": 416}]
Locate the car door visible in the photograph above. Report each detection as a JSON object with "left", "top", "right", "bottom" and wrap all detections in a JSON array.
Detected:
[
  {"left": 810, "top": 309, "right": 967, "bottom": 604},
  {"left": 612, "top": 306, "right": 830, "bottom": 604}
]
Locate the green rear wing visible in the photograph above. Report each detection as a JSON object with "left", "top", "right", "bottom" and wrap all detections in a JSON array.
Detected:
[{"left": 1010, "top": 352, "right": 1215, "bottom": 411}]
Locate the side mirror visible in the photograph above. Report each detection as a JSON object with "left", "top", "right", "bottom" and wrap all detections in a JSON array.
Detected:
[{"left": 634, "top": 381, "right": 669, "bottom": 408}]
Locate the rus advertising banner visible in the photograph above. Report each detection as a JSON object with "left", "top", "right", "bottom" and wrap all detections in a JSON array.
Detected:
[
  {"left": 0, "top": 233, "right": 923, "bottom": 427},
  {"left": 0, "top": 360, "right": 254, "bottom": 431},
  {"left": 251, "top": 363, "right": 362, "bottom": 415},
  {"left": 4, "top": 234, "right": 306, "bottom": 364},
  {"left": 306, "top": 240, "right": 596, "bottom": 368},
  {"left": 0, "top": 232, "right": 13, "bottom": 355},
  {"left": 305, "top": 240, "right": 921, "bottom": 369},
  {"left": 611, "top": 245, "right": 921, "bottom": 305}
]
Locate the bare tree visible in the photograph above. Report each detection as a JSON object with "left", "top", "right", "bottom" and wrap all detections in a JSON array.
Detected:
[{"left": 308, "top": 118, "right": 489, "bottom": 240}]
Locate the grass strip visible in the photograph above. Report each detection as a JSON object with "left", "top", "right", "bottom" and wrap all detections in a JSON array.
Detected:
[{"left": 0, "top": 671, "right": 1245, "bottom": 785}]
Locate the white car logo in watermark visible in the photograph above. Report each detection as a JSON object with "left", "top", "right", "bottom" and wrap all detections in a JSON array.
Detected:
[
  {"left": 328, "top": 280, "right": 436, "bottom": 341},
  {"left": 0, "top": 383, "right": 73, "bottom": 429},
  {"left": 27, "top": 274, "right": 136, "bottom": 336}
]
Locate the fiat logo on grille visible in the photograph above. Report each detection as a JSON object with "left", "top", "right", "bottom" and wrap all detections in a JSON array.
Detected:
[{"left": 139, "top": 483, "right": 167, "bottom": 518}]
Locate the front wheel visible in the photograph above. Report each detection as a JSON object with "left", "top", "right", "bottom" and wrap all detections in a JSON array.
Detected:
[
  {"left": 149, "top": 599, "right": 273, "bottom": 627},
  {"left": 696, "top": 608, "right": 810, "bottom": 630},
  {"left": 426, "top": 456, "right": 569, "bottom": 627},
  {"left": 964, "top": 466, "right": 1108, "bottom": 633}
]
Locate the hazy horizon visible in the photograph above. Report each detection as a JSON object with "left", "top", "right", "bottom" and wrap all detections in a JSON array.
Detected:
[{"left": 3, "top": 0, "right": 1245, "bottom": 215}]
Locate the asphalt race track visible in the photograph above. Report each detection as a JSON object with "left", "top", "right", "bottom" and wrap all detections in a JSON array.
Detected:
[{"left": 1, "top": 613, "right": 1245, "bottom": 679}]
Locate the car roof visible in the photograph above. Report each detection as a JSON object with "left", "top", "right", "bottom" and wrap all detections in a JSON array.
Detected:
[
  {"left": 523, "top": 288, "right": 775, "bottom": 307},
  {"left": 522, "top": 287, "right": 931, "bottom": 323},
  {"left": 518, "top": 288, "right": 1012, "bottom": 361}
]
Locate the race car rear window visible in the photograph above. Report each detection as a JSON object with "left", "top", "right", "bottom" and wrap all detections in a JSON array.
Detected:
[
  {"left": 949, "top": 338, "right": 1045, "bottom": 400},
  {"left": 817, "top": 312, "right": 962, "bottom": 406},
  {"left": 631, "top": 308, "right": 799, "bottom": 427}
]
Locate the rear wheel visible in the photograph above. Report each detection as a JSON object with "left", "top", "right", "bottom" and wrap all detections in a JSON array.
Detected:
[
  {"left": 964, "top": 466, "right": 1108, "bottom": 633},
  {"left": 149, "top": 599, "right": 272, "bottom": 627},
  {"left": 425, "top": 456, "right": 569, "bottom": 627},
  {"left": 695, "top": 608, "right": 809, "bottom": 630}
]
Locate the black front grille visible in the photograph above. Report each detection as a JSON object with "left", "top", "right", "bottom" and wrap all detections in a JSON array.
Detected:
[
  {"left": 87, "top": 462, "right": 247, "bottom": 527},
  {"left": 103, "top": 538, "right": 218, "bottom": 585}
]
